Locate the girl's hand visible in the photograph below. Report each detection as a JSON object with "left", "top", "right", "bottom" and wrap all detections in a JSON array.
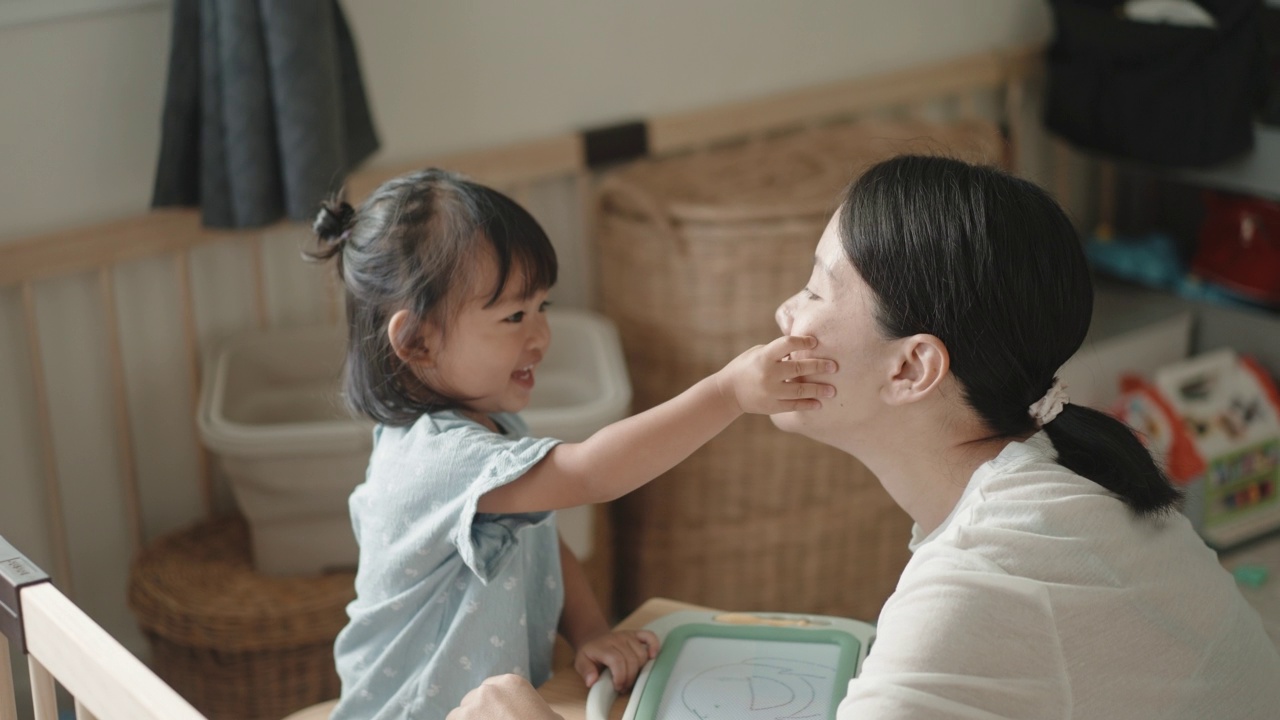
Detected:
[
  {"left": 715, "top": 335, "right": 836, "bottom": 414},
  {"left": 573, "top": 629, "right": 660, "bottom": 692}
]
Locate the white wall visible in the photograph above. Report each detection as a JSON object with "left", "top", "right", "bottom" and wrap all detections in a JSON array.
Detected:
[
  {"left": 0, "top": 0, "right": 1052, "bottom": 711},
  {"left": 0, "top": 0, "right": 1051, "bottom": 241},
  {"left": 350, "top": 1, "right": 1051, "bottom": 163}
]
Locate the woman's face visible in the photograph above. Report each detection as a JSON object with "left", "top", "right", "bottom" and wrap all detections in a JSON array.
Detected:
[{"left": 772, "top": 211, "right": 894, "bottom": 447}]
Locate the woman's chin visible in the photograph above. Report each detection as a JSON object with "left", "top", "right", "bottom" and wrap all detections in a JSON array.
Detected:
[{"left": 770, "top": 410, "right": 807, "bottom": 434}]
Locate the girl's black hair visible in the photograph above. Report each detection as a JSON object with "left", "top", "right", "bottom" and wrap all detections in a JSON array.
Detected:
[
  {"left": 309, "top": 168, "right": 557, "bottom": 426},
  {"left": 841, "top": 154, "right": 1180, "bottom": 515}
]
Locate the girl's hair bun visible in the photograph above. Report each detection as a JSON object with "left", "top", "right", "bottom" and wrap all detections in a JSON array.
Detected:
[{"left": 314, "top": 198, "right": 356, "bottom": 246}]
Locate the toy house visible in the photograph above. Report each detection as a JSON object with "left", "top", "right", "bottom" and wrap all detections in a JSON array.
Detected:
[{"left": 1116, "top": 349, "right": 1280, "bottom": 550}]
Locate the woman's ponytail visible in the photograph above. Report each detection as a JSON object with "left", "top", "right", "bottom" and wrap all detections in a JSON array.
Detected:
[{"left": 1044, "top": 404, "right": 1183, "bottom": 515}]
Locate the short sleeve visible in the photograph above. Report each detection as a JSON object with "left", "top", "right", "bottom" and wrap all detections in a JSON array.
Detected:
[
  {"left": 356, "top": 413, "right": 562, "bottom": 588},
  {"left": 447, "top": 426, "right": 561, "bottom": 582},
  {"left": 838, "top": 548, "right": 1070, "bottom": 720}
]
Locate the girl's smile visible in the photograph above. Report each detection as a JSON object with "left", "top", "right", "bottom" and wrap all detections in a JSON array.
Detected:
[{"left": 512, "top": 363, "right": 537, "bottom": 391}]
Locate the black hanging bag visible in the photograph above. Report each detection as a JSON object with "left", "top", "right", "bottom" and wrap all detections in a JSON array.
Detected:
[{"left": 1045, "top": 0, "right": 1266, "bottom": 167}]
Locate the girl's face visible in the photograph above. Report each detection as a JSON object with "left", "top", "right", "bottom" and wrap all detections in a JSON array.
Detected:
[
  {"left": 771, "top": 211, "right": 894, "bottom": 447},
  {"left": 420, "top": 252, "right": 552, "bottom": 423}
]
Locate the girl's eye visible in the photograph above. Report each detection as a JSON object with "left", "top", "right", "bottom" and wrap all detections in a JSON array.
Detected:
[
  {"left": 507, "top": 300, "right": 550, "bottom": 322},
  {"left": 803, "top": 288, "right": 820, "bottom": 301}
]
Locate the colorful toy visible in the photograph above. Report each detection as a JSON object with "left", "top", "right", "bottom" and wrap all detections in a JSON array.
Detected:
[
  {"left": 1232, "top": 564, "right": 1270, "bottom": 589},
  {"left": 1114, "top": 349, "right": 1280, "bottom": 549}
]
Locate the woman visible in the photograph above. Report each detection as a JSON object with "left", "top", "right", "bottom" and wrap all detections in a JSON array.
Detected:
[{"left": 449, "top": 155, "right": 1280, "bottom": 719}]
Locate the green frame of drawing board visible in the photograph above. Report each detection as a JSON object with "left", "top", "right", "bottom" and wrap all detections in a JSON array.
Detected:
[{"left": 630, "top": 622, "right": 862, "bottom": 720}]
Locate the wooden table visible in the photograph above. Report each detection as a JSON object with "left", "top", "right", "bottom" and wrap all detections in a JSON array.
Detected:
[{"left": 539, "top": 597, "right": 710, "bottom": 720}]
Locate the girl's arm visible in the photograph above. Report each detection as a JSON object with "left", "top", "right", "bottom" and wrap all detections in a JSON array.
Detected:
[
  {"left": 556, "top": 538, "right": 610, "bottom": 657},
  {"left": 478, "top": 335, "right": 834, "bottom": 513},
  {"left": 556, "top": 538, "right": 658, "bottom": 691}
]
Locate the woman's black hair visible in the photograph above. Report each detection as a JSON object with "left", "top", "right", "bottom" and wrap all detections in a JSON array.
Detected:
[
  {"left": 840, "top": 154, "right": 1181, "bottom": 515},
  {"left": 309, "top": 168, "right": 557, "bottom": 426}
]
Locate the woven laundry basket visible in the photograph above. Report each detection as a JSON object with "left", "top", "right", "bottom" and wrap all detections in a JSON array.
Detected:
[
  {"left": 128, "top": 515, "right": 354, "bottom": 720},
  {"left": 595, "top": 118, "right": 1005, "bottom": 621}
]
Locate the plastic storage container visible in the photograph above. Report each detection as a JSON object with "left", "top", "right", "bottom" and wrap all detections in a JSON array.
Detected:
[{"left": 197, "top": 308, "right": 631, "bottom": 575}]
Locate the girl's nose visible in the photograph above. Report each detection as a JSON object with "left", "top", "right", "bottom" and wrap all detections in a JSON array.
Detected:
[
  {"left": 531, "top": 312, "right": 551, "bottom": 349},
  {"left": 776, "top": 297, "right": 794, "bottom": 335}
]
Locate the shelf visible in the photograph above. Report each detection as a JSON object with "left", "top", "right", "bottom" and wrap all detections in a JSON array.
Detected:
[
  {"left": 1092, "top": 277, "right": 1280, "bottom": 377},
  {"left": 1059, "top": 278, "right": 1280, "bottom": 411},
  {"left": 1116, "top": 123, "right": 1280, "bottom": 203}
]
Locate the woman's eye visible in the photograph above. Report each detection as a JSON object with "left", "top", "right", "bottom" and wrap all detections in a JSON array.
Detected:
[
  {"left": 539, "top": 301, "right": 551, "bottom": 312},
  {"left": 803, "top": 288, "right": 820, "bottom": 300},
  {"left": 506, "top": 311, "right": 526, "bottom": 323}
]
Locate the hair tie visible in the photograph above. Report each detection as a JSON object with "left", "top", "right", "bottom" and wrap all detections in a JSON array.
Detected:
[
  {"left": 1029, "top": 378, "right": 1069, "bottom": 428},
  {"left": 313, "top": 199, "right": 356, "bottom": 247}
]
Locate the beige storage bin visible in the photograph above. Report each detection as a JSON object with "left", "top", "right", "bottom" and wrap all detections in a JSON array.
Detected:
[
  {"left": 197, "top": 310, "right": 632, "bottom": 576},
  {"left": 595, "top": 119, "right": 1005, "bottom": 621}
]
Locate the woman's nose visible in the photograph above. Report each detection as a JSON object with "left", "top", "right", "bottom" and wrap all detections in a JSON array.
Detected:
[{"left": 776, "top": 297, "right": 794, "bottom": 335}]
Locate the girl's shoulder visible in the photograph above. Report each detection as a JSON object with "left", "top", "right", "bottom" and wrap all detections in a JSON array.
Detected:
[
  {"left": 361, "top": 410, "right": 551, "bottom": 504},
  {"left": 372, "top": 410, "right": 537, "bottom": 462},
  {"left": 386, "top": 409, "right": 526, "bottom": 437}
]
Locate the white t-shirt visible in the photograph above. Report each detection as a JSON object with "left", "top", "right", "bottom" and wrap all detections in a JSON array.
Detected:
[{"left": 839, "top": 432, "right": 1280, "bottom": 720}]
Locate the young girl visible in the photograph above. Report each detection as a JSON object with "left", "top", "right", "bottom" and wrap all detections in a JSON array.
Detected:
[{"left": 309, "top": 168, "right": 835, "bottom": 720}]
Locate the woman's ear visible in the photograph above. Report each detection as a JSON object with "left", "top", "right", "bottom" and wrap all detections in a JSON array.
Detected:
[
  {"left": 387, "top": 309, "right": 435, "bottom": 366},
  {"left": 882, "top": 334, "right": 949, "bottom": 405}
]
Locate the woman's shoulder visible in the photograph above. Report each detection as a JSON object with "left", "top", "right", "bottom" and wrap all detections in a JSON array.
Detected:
[
  {"left": 944, "top": 439, "right": 1213, "bottom": 587},
  {"left": 962, "top": 456, "right": 1140, "bottom": 551},
  {"left": 972, "top": 433, "right": 1110, "bottom": 506}
]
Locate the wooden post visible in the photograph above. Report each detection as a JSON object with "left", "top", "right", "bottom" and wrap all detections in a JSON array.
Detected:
[
  {"left": 20, "top": 283, "right": 73, "bottom": 596},
  {"left": 76, "top": 699, "right": 101, "bottom": 720},
  {"left": 28, "top": 656, "right": 56, "bottom": 720},
  {"left": 174, "top": 253, "right": 215, "bottom": 518},
  {"left": 0, "top": 633, "right": 17, "bottom": 720},
  {"left": 99, "top": 267, "right": 143, "bottom": 551}
]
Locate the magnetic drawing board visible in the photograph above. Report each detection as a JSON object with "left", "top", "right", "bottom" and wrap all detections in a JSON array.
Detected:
[{"left": 585, "top": 610, "right": 876, "bottom": 720}]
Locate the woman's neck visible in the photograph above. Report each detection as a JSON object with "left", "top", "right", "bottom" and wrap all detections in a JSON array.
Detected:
[{"left": 853, "top": 411, "right": 1020, "bottom": 536}]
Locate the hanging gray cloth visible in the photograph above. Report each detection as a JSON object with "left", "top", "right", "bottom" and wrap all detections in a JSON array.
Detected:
[{"left": 151, "top": 0, "right": 379, "bottom": 229}]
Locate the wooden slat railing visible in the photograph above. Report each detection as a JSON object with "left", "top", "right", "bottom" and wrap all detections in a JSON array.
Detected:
[{"left": 2, "top": 537, "right": 207, "bottom": 720}]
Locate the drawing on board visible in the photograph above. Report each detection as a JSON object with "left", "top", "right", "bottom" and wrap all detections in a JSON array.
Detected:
[{"left": 654, "top": 637, "right": 841, "bottom": 720}]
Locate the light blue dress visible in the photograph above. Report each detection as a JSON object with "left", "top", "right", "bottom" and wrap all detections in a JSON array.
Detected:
[{"left": 331, "top": 410, "right": 564, "bottom": 720}]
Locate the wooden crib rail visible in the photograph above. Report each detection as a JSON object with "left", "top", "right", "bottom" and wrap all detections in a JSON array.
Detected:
[{"left": 1, "top": 537, "right": 206, "bottom": 720}]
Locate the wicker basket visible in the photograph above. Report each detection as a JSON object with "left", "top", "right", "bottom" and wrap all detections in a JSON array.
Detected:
[
  {"left": 128, "top": 515, "right": 354, "bottom": 720},
  {"left": 595, "top": 118, "right": 1005, "bottom": 621}
]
